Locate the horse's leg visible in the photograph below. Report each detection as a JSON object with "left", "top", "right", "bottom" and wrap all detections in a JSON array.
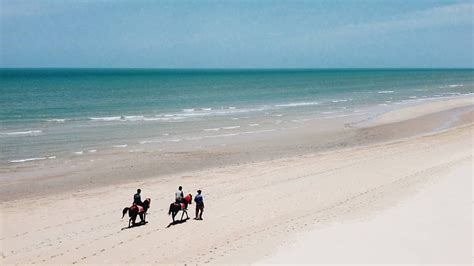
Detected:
[{"left": 181, "top": 210, "right": 184, "bottom": 221}]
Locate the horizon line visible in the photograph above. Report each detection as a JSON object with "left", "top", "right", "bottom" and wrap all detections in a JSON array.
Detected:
[{"left": 1, "top": 67, "right": 474, "bottom": 70}]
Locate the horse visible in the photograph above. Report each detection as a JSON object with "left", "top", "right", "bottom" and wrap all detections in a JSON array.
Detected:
[
  {"left": 168, "top": 194, "right": 192, "bottom": 222},
  {"left": 122, "top": 198, "right": 151, "bottom": 228}
]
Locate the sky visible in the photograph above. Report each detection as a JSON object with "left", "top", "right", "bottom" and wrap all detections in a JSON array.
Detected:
[{"left": 0, "top": 0, "right": 473, "bottom": 68}]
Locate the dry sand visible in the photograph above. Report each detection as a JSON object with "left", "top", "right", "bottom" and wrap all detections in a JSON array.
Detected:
[
  {"left": 260, "top": 150, "right": 472, "bottom": 264},
  {"left": 0, "top": 97, "right": 472, "bottom": 264}
]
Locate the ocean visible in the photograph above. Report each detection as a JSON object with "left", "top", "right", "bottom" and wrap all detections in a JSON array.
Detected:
[{"left": 1, "top": 68, "right": 473, "bottom": 164}]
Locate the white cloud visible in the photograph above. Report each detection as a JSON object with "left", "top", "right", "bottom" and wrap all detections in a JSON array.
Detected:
[{"left": 326, "top": 2, "right": 474, "bottom": 37}]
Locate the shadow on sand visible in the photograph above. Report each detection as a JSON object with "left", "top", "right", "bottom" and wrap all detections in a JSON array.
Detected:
[
  {"left": 166, "top": 218, "right": 190, "bottom": 228},
  {"left": 121, "top": 221, "right": 148, "bottom": 230}
]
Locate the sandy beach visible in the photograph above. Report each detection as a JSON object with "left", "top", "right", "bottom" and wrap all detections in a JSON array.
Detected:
[{"left": 0, "top": 96, "right": 472, "bottom": 264}]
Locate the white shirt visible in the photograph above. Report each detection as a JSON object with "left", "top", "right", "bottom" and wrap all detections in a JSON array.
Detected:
[{"left": 175, "top": 190, "right": 183, "bottom": 201}]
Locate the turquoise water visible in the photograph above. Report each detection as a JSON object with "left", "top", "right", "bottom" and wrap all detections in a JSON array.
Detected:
[{"left": 1, "top": 69, "right": 473, "bottom": 163}]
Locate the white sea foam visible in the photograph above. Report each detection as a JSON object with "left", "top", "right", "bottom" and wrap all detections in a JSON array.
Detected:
[
  {"left": 160, "top": 117, "right": 187, "bottom": 121},
  {"left": 201, "top": 108, "right": 212, "bottom": 111},
  {"left": 409, "top": 96, "right": 417, "bottom": 99},
  {"left": 1, "top": 130, "right": 42, "bottom": 136},
  {"left": 46, "top": 118, "right": 66, "bottom": 122},
  {"left": 447, "top": 84, "right": 463, "bottom": 88},
  {"left": 326, "top": 113, "right": 368, "bottom": 119},
  {"left": 331, "top": 99, "right": 349, "bottom": 103},
  {"left": 10, "top": 157, "right": 47, "bottom": 163},
  {"left": 124, "top": 115, "right": 145, "bottom": 121},
  {"left": 90, "top": 116, "right": 122, "bottom": 121},
  {"left": 88, "top": 149, "right": 97, "bottom": 153},
  {"left": 204, "top": 128, "right": 220, "bottom": 131},
  {"left": 378, "top": 91, "right": 395, "bottom": 94},
  {"left": 113, "top": 144, "right": 128, "bottom": 148},
  {"left": 74, "top": 151, "right": 83, "bottom": 155},
  {"left": 228, "top": 107, "right": 236, "bottom": 110},
  {"left": 204, "top": 133, "right": 239, "bottom": 138},
  {"left": 276, "top": 102, "right": 319, "bottom": 107},
  {"left": 185, "top": 137, "right": 203, "bottom": 141},
  {"left": 182, "top": 108, "right": 195, "bottom": 112},
  {"left": 168, "top": 139, "right": 182, "bottom": 142},
  {"left": 90, "top": 115, "right": 187, "bottom": 122},
  {"left": 248, "top": 124, "right": 259, "bottom": 127},
  {"left": 142, "top": 117, "right": 162, "bottom": 121},
  {"left": 139, "top": 140, "right": 162, "bottom": 144},
  {"left": 222, "top": 126, "right": 240, "bottom": 130},
  {"left": 48, "top": 156, "right": 57, "bottom": 159},
  {"left": 165, "top": 109, "right": 246, "bottom": 120},
  {"left": 292, "top": 119, "right": 310, "bottom": 123},
  {"left": 241, "top": 129, "right": 276, "bottom": 135}
]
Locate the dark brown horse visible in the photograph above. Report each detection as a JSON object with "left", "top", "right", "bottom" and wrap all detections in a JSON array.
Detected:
[
  {"left": 168, "top": 194, "right": 192, "bottom": 222},
  {"left": 122, "top": 198, "right": 151, "bottom": 227}
]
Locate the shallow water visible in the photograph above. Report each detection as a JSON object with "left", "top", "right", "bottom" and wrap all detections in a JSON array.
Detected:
[{"left": 1, "top": 68, "right": 473, "bottom": 163}]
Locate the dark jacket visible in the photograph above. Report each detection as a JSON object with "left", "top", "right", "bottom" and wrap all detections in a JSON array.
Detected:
[
  {"left": 194, "top": 194, "right": 204, "bottom": 206},
  {"left": 134, "top": 193, "right": 143, "bottom": 206}
]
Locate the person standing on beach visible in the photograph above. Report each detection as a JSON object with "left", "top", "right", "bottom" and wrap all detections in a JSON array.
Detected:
[
  {"left": 134, "top": 189, "right": 143, "bottom": 206},
  {"left": 175, "top": 186, "right": 184, "bottom": 203},
  {"left": 194, "top": 190, "right": 204, "bottom": 220}
]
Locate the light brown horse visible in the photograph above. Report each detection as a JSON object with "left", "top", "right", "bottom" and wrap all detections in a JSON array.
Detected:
[
  {"left": 168, "top": 194, "right": 192, "bottom": 222},
  {"left": 122, "top": 198, "right": 151, "bottom": 227}
]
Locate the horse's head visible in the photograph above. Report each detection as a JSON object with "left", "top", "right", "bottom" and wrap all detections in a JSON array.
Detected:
[
  {"left": 144, "top": 198, "right": 151, "bottom": 208},
  {"left": 184, "top": 194, "right": 192, "bottom": 204}
]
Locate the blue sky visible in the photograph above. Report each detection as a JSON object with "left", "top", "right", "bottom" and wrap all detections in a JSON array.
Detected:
[{"left": 1, "top": 0, "right": 473, "bottom": 68}]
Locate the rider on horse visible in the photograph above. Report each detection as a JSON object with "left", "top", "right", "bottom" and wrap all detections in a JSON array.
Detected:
[
  {"left": 134, "top": 189, "right": 144, "bottom": 207},
  {"left": 123, "top": 189, "right": 151, "bottom": 227},
  {"left": 175, "top": 186, "right": 184, "bottom": 203}
]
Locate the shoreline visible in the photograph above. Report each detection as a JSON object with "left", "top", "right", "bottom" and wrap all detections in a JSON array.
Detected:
[
  {"left": 0, "top": 96, "right": 472, "bottom": 202},
  {"left": 0, "top": 96, "right": 472, "bottom": 263}
]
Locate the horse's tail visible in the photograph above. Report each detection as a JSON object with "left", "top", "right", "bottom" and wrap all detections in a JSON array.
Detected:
[
  {"left": 122, "top": 207, "right": 129, "bottom": 218},
  {"left": 168, "top": 203, "right": 173, "bottom": 215}
]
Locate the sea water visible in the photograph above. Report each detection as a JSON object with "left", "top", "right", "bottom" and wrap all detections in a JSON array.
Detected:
[{"left": 1, "top": 69, "right": 473, "bottom": 164}]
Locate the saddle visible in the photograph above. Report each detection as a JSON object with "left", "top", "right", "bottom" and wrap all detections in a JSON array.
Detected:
[{"left": 132, "top": 204, "right": 145, "bottom": 213}]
